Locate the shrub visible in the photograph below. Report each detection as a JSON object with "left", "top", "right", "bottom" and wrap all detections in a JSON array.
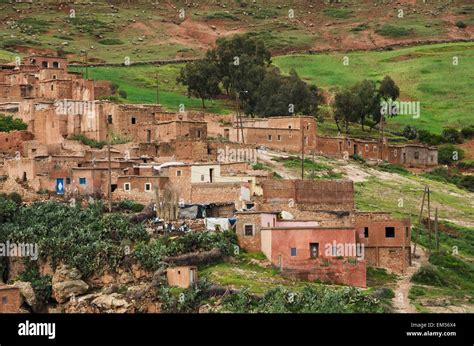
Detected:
[
  {"left": 17, "top": 265, "right": 52, "bottom": 306},
  {"left": 98, "top": 38, "right": 124, "bottom": 45},
  {"left": 113, "top": 200, "right": 144, "bottom": 213},
  {"left": 455, "top": 21, "right": 467, "bottom": 28},
  {"left": 441, "top": 128, "right": 463, "bottom": 144},
  {"left": 458, "top": 175, "right": 474, "bottom": 192},
  {"left": 438, "top": 144, "right": 465, "bottom": 165},
  {"left": 402, "top": 125, "right": 418, "bottom": 140},
  {"left": 411, "top": 264, "right": 446, "bottom": 287},
  {"left": 461, "top": 125, "right": 474, "bottom": 139},
  {"left": 7, "top": 192, "right": 22, "bottom": 206},
  {"left": 378, "top": 163, "right": 410, "bottom": 176},
  {"left": 376, "top": 25, "right": 413, "bottom": 37},
  {"left": 0, "top": 114, "right": 27, "bottom": 132},
  {"left": 118, "top": 90, "right": 128, "bottom": 99},
  {"left": 70, "top": 133, "right": 106, "bottom": 149},
  {"left": 418, "top": 129, "right": 443, "bottom": 145}
]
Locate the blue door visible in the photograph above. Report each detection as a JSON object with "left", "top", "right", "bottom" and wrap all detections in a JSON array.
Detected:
[{"left": 56, "top": 178, "right": 64, "bottom": 195}]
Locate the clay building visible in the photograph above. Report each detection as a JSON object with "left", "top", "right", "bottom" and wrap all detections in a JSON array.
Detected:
[
  {"left": 0, "top": 131, "right": 34, "bottom": 154},
  {"left": 167, "top": 266, "right": 198, "bottom": 289},
  {"left": 234, "top": 211, "right": 279, "bottom": 252},
  {"left": 226, "top": 116, "right": 317, "bottom": 154},
  {"left": 315, "top": 136, "right": 438, "bottom": 168},
  {"left": 260, "top": 216, "right": 366, "bottom": 287},
  {"left": 355, "top": 212, "right": 411, "bottom": 273},
  {"left": 0, "top": 285, "right": 21, "bottom": 313}
]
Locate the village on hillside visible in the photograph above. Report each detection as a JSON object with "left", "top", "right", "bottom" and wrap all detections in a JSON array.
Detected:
[{"left": 0, "top": 0, "right": 472, "bottom": 320}]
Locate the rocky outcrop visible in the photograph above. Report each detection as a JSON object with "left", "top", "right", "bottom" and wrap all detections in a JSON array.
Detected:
[
  {"left": 13, "top": 281, "right": 39, "bottom": 312},
  {"left": 92, "top": 293, "right": 132, "bottom": 313},
  {"left": 52, "top": 265, "right": 89, "bottom": 304}
]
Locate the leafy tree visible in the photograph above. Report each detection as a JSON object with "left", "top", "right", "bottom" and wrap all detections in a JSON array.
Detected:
[
  {"left": 332, "top": 87, "right": 361, "bottom": 133},
  {"left": 369, "top": 75, "right": 400, "bottom": 130},
  {"left": 253, "top": 68, "right": 322, "bottom": 116},
  {"left": 0, "top": 114, "right": 27, "bottom": 132},
  {"left": 176, "top": 59, "right": 221, "bottom": 108},
  {"left": 206, "top": 34, "right": 271, "bottom": 96}
]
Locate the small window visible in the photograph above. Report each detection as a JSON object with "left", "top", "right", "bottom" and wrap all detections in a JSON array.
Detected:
[
  {"left": 268, "top": 134, "right": 272, "bottom": 141},
  {"left": 2, "top": 296, "right": 7, "bottom": 304},
  {"left": 373, "top": 146, "right": 377, "bottom": 152},
  {"left": 364, "top": 227, "right": 369, "bottom": 238},
  {"left": 51, "top": 85, "right": 54, "bottom": 91},
  {"left": 385, "top": 227, "right": 395, "bottom": 238},
  {"left": 394, "top": 149, "right": 398, "bottom": 157},
  {"left": 244, "top": 224, "right": 254, "bottom": 236},
  {"left": 79, "top": 178, "right": 86, "bottom": 185},
  {"left": 405, "top": 227, "right": 409, "bottom": 238},
  {"left": 414, "top": 151, "right": 419, "bottom": 160},
  {"left": 42, "top": 61, "right": 48, "bottom": 68},
  {"left": 290, "top": 247, "right": 297, "bottom": 257},
  {"left": 288, "top": 125, "right": 292, "bottom": 129},
  {"left": 53, "top": 61, "right": 60, "bottom": 68},
  {"left": 124, "top": 183, "right": 131, "bottom": 191},
  {"left": 277, "top": 135, "right": 281, "bottom": 141},
  {"left": 306, "top": 124, "right": 310, "bottom": 130},
  {"left": 201, "top": 174, "right": 205, "bottom": 181},
  {"left": 365, "top": 144, "right": 369, "bottom": 152},
  {"left": 131, "top": 117, "right": 137, "bottom": 125},
  {"left": 66, "top": 177, "right": 71, "bottom": 185},
  {"left": 145, "top": 183, "right": 152, "bottom": 192},
  {"left": 176, "top": 170, "right": 182, "bottom": 176},
  {"left": 197, "top": 130, "right": 201, "bottom": 138},
  {"left": 52, "top": 75, "right": 57, "bottom": 80}
]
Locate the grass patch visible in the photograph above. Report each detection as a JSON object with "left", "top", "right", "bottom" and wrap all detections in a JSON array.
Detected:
[
  {"left": 366, "top": 267, "right": 398, "bottom": 288},
  {"left": 98, "top": 38, "right": 124, "bottom": 45},
  {"left": 375, "top": 24, "right": 413, "bottom": 37},
  {"left": 323, "top": 8, "right": 353, "bottom": 19}
]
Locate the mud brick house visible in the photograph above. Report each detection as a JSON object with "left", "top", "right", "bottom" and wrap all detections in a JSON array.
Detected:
[
  {"left": 355, "top": 212, "right": 411, "bottom": 273},
  {"left": 0, "top": 285, "right": 21, "bottom": 313},
  {"left": 315, "top": 136, "right": 438, "bottom": 168},
  {"left": 139, "top": 139, "right": 209, "bottom": 162},
  {"left": 0, "top": 131, "right": 34, "bottom": 155},
  {"left": 234, "top": 211, "right": 280, "bottom": 252},
  {"left": 167, "top": 266, "right": 198, "bottom": 289},
  {"left": 259, "top": 179, "right": 355, "bottom": 226},
  {"left": 259, "top": 215, "right": 366, "bottom": 288},
  {"left": 225, "top": 116, "right": 317, "bottom": 154}
]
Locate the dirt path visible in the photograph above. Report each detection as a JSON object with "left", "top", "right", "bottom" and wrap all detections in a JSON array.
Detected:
[
  {"left": 392, "top": 245, "right": 428, "bottom": 313},
  {"left": 257, "top": 149, "right": 299, "bottom": 180}
]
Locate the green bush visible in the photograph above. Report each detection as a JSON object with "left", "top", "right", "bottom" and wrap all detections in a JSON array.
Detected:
[
  {"left": 376, "top": 25, "right": 413, "bottom": 37},
  {"left": 0, "top": 114, "right": 27, "bottom": 132},
  {"left": 455, "top": 21, "right": 467, "bottom": 29},
  {"left": 118, "top": 90, "right": 128, "bottom": 99},
  {"left": 402, "top": 125, "right": 418, "bottom": 140},
  {"left": 418, "top": 129, "right": 443, "bottom": 145},
  {"left": 98, "top": 38, "right": 124, "bottom": 45},
  {"left": 7, "top": 192, "right": 22, "bottom": 206},
  {"left": 438, "top": 144, "right": 465, "bottom": 165},
  {"left": 323, "top": 8, "right": 353, "bottom": 19},
  {"left": 458, "top": 175, "right": 474, "bottom": 192},
  {"left": 113, "top": 200, "right": 144, "bottom": 213},
  {"left": 441, "top": 128, "right": 463, "bottom": 144},
  {"left": 457, "top": 160, "right": 474, "bottom": 170},
  {"left": 461, "top": 126, "right": 474, "bottom": 139},
  {"left": 378, "top": 163, "right": 410, "bottom": 176},
  {"left": 17, "top": 265, "right": 52, "bottom": 306},
  {"left": 0, "top": 201, "right": 149, "bottom": 277},
  {"left": 219, "top": 286, "right": 385, "bottom": 313},
  {"left": 411, "top": 264, "right": 446, "bottom": 287}
]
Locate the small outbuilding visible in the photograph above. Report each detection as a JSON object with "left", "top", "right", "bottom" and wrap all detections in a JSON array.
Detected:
[
  {"left": 0, "top": 285, "right": 21, "bottom": 313},
  {"left": 166, "top": 266, "right": 198, "bottom": 289}
]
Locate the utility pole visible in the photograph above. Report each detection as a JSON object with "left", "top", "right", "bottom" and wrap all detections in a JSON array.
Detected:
[
  {"left": 414, "top": 185, "right": 427, "bottom": 256},
  {"left": 427, "top": 186, "right": 432, "bottom": 256},
  {"left": 107, "top": 115, "right": 112, "bottom": 213},
  {"left": 301, "top": 121, "right": 305, "bottom": 180},
  {"left": 236, "top": 92, "right": 240, "bottom": 143},
  {"left": 312, "top": 150, "right": 315, "bottom": 179},
  {"left": 435, "top": 207, "right": 439, "bottom": 252}
]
